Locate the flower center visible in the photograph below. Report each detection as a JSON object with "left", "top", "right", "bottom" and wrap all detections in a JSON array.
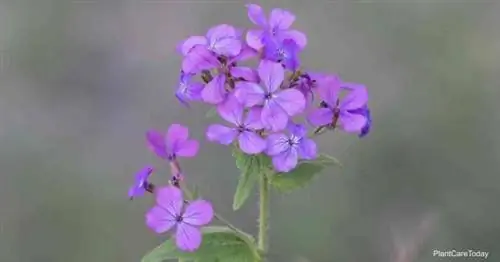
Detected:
[
  {"left": 175, "top": 215, "right": 183, "bottom": 223},
  {"left": 277, "top": 48, "right": 287, "bottom": 59},
  {"left": 288, "top": 135, "right": 300, "bottom": 146},
  {"left": 237, "top": 125, "right": 247, "bottom": 133},
  {"left": 264, "top": 93, "right": 273, "bottom": 100}
]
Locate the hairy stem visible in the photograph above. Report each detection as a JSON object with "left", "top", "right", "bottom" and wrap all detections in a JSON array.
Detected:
[{"left": 258, "top": 172, "right": 270, "bottom": 255}]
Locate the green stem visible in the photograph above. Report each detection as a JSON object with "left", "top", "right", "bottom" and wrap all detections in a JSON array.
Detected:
[{"left": 258, "top": 172, "right": 270, "bottom": 255}]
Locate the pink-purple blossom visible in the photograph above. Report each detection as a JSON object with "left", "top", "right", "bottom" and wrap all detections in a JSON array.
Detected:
[
  {"left": 178, "top": 24, "right": 242, "bottom": 58},
  {"left": 128, "top": 166, "right": 154, "bottom": 199},
  {"left": 146, "top": 124, "right": 199, "bottom": 161},
  {"left": 206, "top": 96, "right": 266, "bottom": 154},
  {"left": 263, "top": 37, "right": 300, "bottom": 71},
  {"left": 146, "top": 186, "right": 214, "bottom": 251},
  {"left": 308, "top": 78, "right": 369, "bottom": 133},
  {"left": 234, "top": 60, "right": 305, "bottom": 132},
  {"left": 266, "top": 122, "right": 317, "bottom": 172},
  {"left": 175, "top": 71, "right": 204, "bottom": 107},
  {"left": 245, "top": 4, "right": 307, "bottom": 51}
]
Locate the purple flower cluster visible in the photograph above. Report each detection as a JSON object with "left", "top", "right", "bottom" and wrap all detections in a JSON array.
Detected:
[
  {"left": 129, "top": 124, "right": 214, "bottom": 251},
  {"left": 130, "top": 3, "right": 372, "bottom": 253},
  {"left": 176, "top": 4, "right": 371, "bottom": 172}
]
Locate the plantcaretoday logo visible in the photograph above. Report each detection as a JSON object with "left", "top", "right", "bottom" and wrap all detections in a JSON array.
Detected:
[{"left": 433, "top": 249, "right": 489, "bottom": 259}]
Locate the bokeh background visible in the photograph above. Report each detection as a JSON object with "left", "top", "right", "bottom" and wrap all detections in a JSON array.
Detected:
[{"left": 1, "top": 0, "right": 499, "bottom": 261}]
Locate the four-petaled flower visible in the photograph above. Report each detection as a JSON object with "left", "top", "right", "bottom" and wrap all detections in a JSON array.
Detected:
[
  {"left": 128, "top": 166, "right": 154, "bottom": 199},
  {"left": 245, "top": 4, "right": 307, "bottom": 51},
  {"left": 175, "top": 71, "right": 204, "bottom": 107},
  {"left": 206, "top": 96, "right": 266, "bottom": 154},
  {"left": 235, "top": 60, "right": 305, "bottom": 132},
  {"left": 146, "top": 124, "right": 199, "bottom": 161},
  {"left": 308, "top": 78, "right": 369, "bottom": 133},
  {"left": 263, "top": 37, "right": 300, "bottom": 71},
  {"left": 266, "top": 122, "right": 317, "bottom": 172},
  {"left": 178, "top": 24, "right": 242, "bottom": 58},
  {"left": 181, "top": 44, "right": 258, "bottom": 105},
  {"left": 146, "top": 186, "right": 214, "bottom": 251}
]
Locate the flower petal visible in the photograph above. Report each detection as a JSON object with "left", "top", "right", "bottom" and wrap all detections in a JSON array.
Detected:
[
  {"left": 307, "top": 108, "right": 333, "bottom": 127},
  {"left": 146, "top": 206, "right": 177, "bottom": 234},
  {"left": 176, "top": 223, "right": 202, "bottom": 252},
  {"left": 243, "top": 106, "right": 264, "bottom": 130},
  {"left": 181, "top": 45, "right": 219, "bottom": 74},
  {"left": 278, "top": 30, "right": 307, "bottom": 49},
  {"left": 206, "top": 124, "right": 238, "bottom": 145},
  {"left": 298, "top": 138, "right": 317, "bottom": 160},
  {"left": 166, "top": 124, "right": 189, "bottom": 152},
  {"left": 182, "top": 200, "right": 214, "bottom": 226},
  {"left": 146, "top": 130, "right": 168, "bottom": 159},
  {"left": 261, "top": 100, "right": 289, "bottom": 132},
  {"left": 202, "top": 74, "right": 227, "bottom": 104},
  {"left": 273, "top": 89, "right": 305, "bottom": 116},
  {"left": 230, "top": 66, "right": 258, "bottom": 82},
  {"left": 317, "top": 75, "right": 342, "bottom": 106},
  {"left": 216, "top": 95, "right": 244, "bottom": 125},
  {"left": 340, "top": 111, "right": 367, "bottom": 133},
  {"left": 239, "top": 131, "right": 266, "bottom": 154},
  {"left": 272, "top": 149, "right": 299, "bottom": 172},
  {"left": 266, "top": 133, "right": 290, "bottom": 156},
  {"left": 287, "top": 122, "right": 307, "bottom": 137},
  {"left": 281, "top": 39, "right": 300, "bottom": 71},
  {"left": 234, "top": 81, "right": 265, "bottom": 107},
  {"left": 230, "top": 44, "right": 258, "bottom": 63},
  {"left": 246, "top": 29, "right": 265, "bottom": 50},
  {"left": 269, "top": 8, "right": 295, "bottom": 30},
  {"left": 340, "top": 83, "right": 368, "bottom": 110},
  {"left": 129, "top": 186, "right": 145, "bottom": 199},
  {"left": 178, "top": 36, "right": 208, "bottom": 56},
  {"left": 175, "top": 140, "right": 199, "bottom": 157},
  {"left": 176, "top": 81, "right": 204, "bottom": 105},
  {"left": 156, "top": 186, "right": 184, "bottom": 217},
  {"left": 246, "top": 4, "right": 267, "bottom": 27},
  {"left": 206, "top": 24, "right": 242, "bottom": 57},
  {"left": 258, "top": 60, "right": 284, "bottom": 93}
]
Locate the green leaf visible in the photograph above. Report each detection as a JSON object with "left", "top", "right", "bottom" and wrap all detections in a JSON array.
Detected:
[
  {"left": 141, "top": 226, "right": 258, "bottom": 262},
  {"left": 231, "top": 148, "right": 270, "bottom": 210},
  {"left": 269, "top": 154, "right": 341, "bottom": 193}
]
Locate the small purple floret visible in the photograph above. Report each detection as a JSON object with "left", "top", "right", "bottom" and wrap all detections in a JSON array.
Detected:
[
  {"left": 146, "top": 124, "right": 199, "bottom": 160},
  {"left": 146, "top": 186, "right": 214, "bottom": 251},
  {"left": 128, "top": 166, "right": 154, "bottom": 199},
  {"left": 266, "top": 122, "right": 317, "bottom": 172}
]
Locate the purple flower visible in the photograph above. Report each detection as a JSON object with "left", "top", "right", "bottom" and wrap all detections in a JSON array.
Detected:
[
  {"left": 175, "top": 71, "right": 204, "bottom": 106},
  {"left": 182, "top": 44, "right": 258, "bottom": 105},
  {"left": 292, "top": 72, "right": 330, "bottom": 107},
  {"left": 266, "top": 122, "right": 317, "bottom": 172},
  {"left": 128, "top": 166, "right": 154, "bottom": 199},
  {"left": 146, "top": 186, "right": 214, "bottom": 252},
  {"left": 234, "top": 60, "right": 305, "bottom": 131},
  {"left": 146, "top": 124, "right": 199, "bottom": 160},
  {"left": 263, "top": 37, "right": 300, "bottom": 71},
  {"left": 307, "top": 81, "right": 369, "bottom": 133},
  {"left": 178, "top": 24, "right": 242, "bottom": 57},
  {"left": 206, "top": 96, "right": 266, "bottom": 154},
  {"left": 350, "top": 105, "right": 372, "bottom": 137},
  {"left": 181, "top": 45, "right": 220, "bottom": 75},
  {"left": 245, "top": 4, "right": 307, "bottom": 51}
]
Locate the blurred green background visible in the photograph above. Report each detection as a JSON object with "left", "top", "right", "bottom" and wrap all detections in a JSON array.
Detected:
[{"left": 1, "top": 0, "right": 499, "bottom": 261}]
